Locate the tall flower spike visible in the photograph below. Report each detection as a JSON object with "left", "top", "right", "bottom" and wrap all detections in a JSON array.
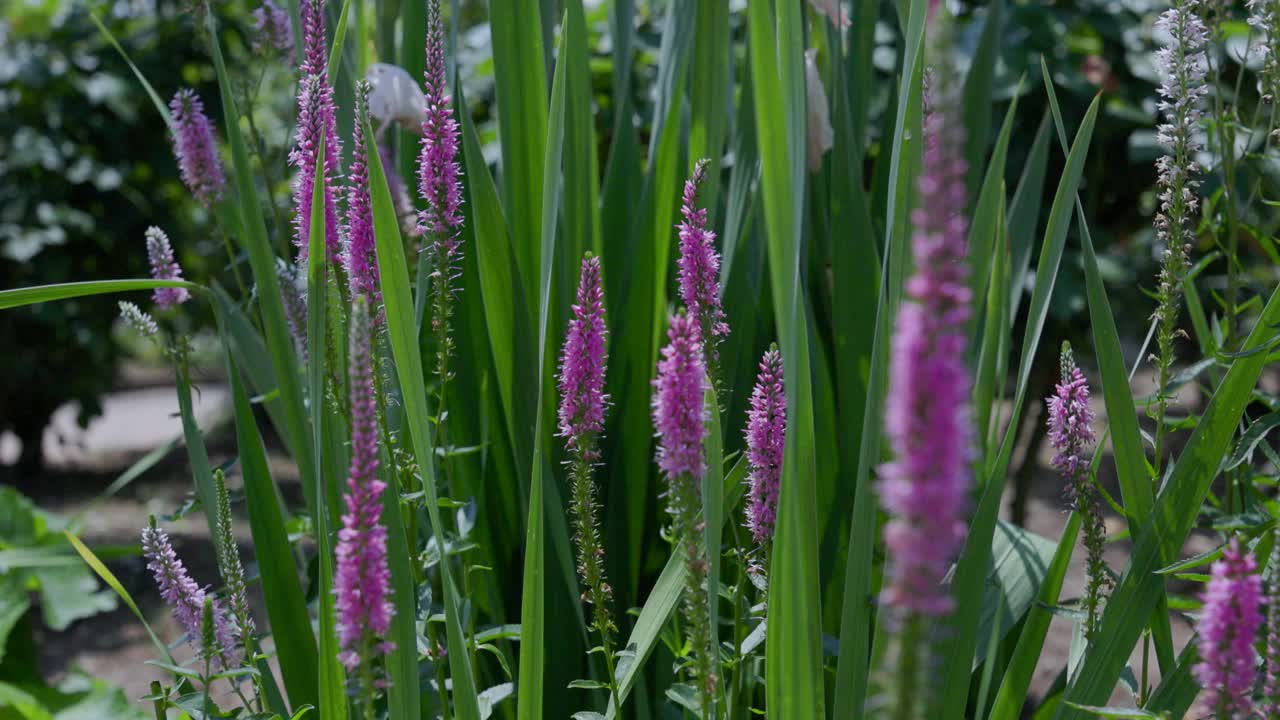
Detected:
[
  {"left": 299, "top": 0, "right": 327, "bottom": 76},
  {"left": 744, "top": 346, "right": 786, "bottom": 547},
  {"left": 169, "top": 89, "right": 225, "bottom": 208},
  {"left": 652, "top": 312, "right": 716, "bottom": 702},
  {"left": 1251, "top": 0, "right": 1280, "bottom": 112},
  {"left": 212, "top": 469, "right": 254, "bottom": 653},
  {"left": 417, "top": 0, "right": 465, "bottom": 395},
  {"left": 334, "top": 296, "right": 395, "bottom": 674},
  {"left": 141, "top": 521, "right": 240, "bottom": 669},
  {"left": 252, "top": 0, "right": 293, "bottom": 57},
  {"left": 878, "top": 57, "right": 973, "bottom": 620},
  {"left": 145, "top": 227, "right": 190, "bottom": 309},
  {"left": 417, "top": 0, "right": 464, "bottom": 237},
  {"left": 676, "top": 159, "right": 728, "bottom": 367},
  {"left": 1046, "top": 343, "right": 1109, "bottom": 640},
  {"left": 1150, "top": 0, "right": 1208, "bottom": 464},
  {"left": 291, "top": 74, "right": 342, "bottom": 265},
  {"left": 1193, "top": 538, "right": 1262, "bottom": 719},
  {"left": 558, "top": 255, "right": 609, "bottom": 448},
  {"left": 558, "top": 255, "right": 618, "bottom": 703},
  {"left": 345, "top": 82, "right": 380, "bottom": 313}
]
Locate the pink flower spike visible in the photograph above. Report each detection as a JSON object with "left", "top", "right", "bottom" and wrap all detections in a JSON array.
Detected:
[
  {"left": 417, "top": 1, "right": 464, "bottom": 238},
  {"left": 558, "top": 254, "right": 609, "bottom": 449},
  {"left": 677, "top": 159, "right": 728, "bottom": 352},
  {"left": 877, "top": 67, "right": 973, "bottom": 620},
  {"left": 1194, "top": 538, "right": 1262, "bottom": 719},
  {"left": 145, "top": 226, "right": 190, "bottom": 309},
  {"left": 744, "top": 347, "right": 785, "bottom": 546},
  {"left": 169, "top": 89, "right": 225, "bottom": 208},
  {"left": 333, "top": 297, "right": 395, "bottom": 675},
  {"left": 652, "top": 312, "right": 709, "bottom": 481},
  {"left": 291, "top": 74, "right": 342, "bottom": 265},
  {"left": 299, "top": 0, "right": 327, "bottom": 76},
  {"left": 141, "top": 523, "right": 240, "bottom": 669}
]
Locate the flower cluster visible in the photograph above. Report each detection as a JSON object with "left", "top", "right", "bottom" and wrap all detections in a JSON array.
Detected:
[
  {"left": 334, "top": 297, "right": 395, "bottom": 672},
  {"left": 291, "top": 74, "right": 342, "bottom": 265},
  {"left": 1194, "top": 538, "right": 1262, "bottom": 718},
  {"left": 417, "top": 0, "right": 464, "bottom": 238},
  {"left": 744, "top": 347, "right": 785, "bottom": 547},
  {"left": 1249, "top": 0, "right": 1280, "bottom": 104},
  {"left": 141, "top": 523, "right": 240, "bottom": 670},
  {"left": 168, "top": 89, "right": 225, "bottom": 208},
  {"left": 878, "top": 62, "right": 973, "bottom": 620},
  {"left": 676, "top": 159, "right": 728, "bottom": 365},
  {"left": 345, "top": 81, "right": 380, "bottom": 312},
  {"left": 251, "top": 0, "right": 293, "bottom": 57},
  {"left": 1046, "top": 344, "right": 1109, "bottom": 640},
  {"left": 145, "top": 226, "right": 190, "bottom": 309}
]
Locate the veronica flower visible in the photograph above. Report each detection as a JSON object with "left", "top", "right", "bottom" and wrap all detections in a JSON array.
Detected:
[
  {"left": 417, "top": 0, "right": 466, "bottom": 389},
  {"left": 145, "top": 227, "right": 190, "bottom": 309},
  {"left": 334, "top": 296, "right": 395, "bottom": 675},
  {"left": 1193, "top": 538, "right": 1262, "bottom": 719},
  {"left": 652, "top": 312, "right": 716, "bottom": 703},
  {"left": 676, "top": 159, "right": 728, "bottom": 369},
  {"left": 878, "top": 60, "right": 973, "bottom": 621},
  {"left": 1046, "top": 343, "right": 1109, "bottom": 640},
  {"left": 1150, "top": 0, "right": 1208, "bottom": 460},
  {"left": 118, "top": 301, "right": 158, "bottom": 339},
  {"left": 299, "top": 0, "right": 327, "bottom": 77},
  {"left": 251, "top": 0, "right": 292, "bottom": 57},
  {"left": 558, "top": 255, "right": 619, "bottom": 701},
  {"left": 169, "top": 89, "right": 225, "bottom": 208},
  {"left": 291, "top": 74, "right": 342, "bottom": 264},
  {"left": 744, "top": 346, "right": 785, "bottom": 548},
  {"left": 141, "top": 522, "right": 240, "bottom": 670},
  {"left": 345, "top": 82, "right": 380, "bottom": 313}
]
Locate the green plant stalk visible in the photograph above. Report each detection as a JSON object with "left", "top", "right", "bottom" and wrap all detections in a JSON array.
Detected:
[
  {"left": 568, "top": 443, "right": 621, "bottom": 711},
  {"left": 672, "top": 469, "right": 713, "bottom": 718},
  {"left": 892, "top": 617, "right": 923, "bottom": 720}
]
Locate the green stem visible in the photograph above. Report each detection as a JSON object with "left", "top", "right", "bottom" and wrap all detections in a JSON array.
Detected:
[{"left": 892, "top": 617, "right": 923, "bottom": 720}]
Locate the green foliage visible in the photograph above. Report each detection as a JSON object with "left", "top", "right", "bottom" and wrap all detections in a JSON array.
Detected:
[{"left": 7, "top": 0, "right": 1280, "bottom": 718}]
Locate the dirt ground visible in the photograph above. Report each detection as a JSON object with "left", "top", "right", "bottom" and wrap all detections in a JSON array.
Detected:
[{"left": 4, "top": 362, "right": 1247, "bottom": 716}]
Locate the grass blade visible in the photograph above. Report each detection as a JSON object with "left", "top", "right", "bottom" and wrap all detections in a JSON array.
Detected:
[
  {"left": 226, "top": 357, "right": 319, "bottom": 712},
  {"left": 0, "top": 279, "right": 198, "bottom": 310}
]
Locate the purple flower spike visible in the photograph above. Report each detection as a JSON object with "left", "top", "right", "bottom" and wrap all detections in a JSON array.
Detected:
[
  {"left": 252, "top": 0, "right": 293, "bottom": 57},
  {"left": 1047, "top": 350, "right": 1096, "bottom": 478},
  {"left": 677, "top": 160, "right": 728, "bottom": 353},
  {"left": 169, "top": 89, "right": 225, "bottom": 208},
  {"left": 145, "top": 227, "right": 190, "bottom": 309},
  {"left": 653, "top": 312, "right": 709, "bottom": 481},
  {"left": 417, "top": 1, "right": 464, "bottom": 238},
  {"left": 334, "top": 297, "right": 395, "bottom": 673},
  {"left": 291, "top": 74, "right": 342, "bottom": 265},
  {"left": 299, "top": 0, "right": 327, "bottom": 76},
  {"left": 141, "top": 523, "right": 240, "bottom": 669},
  {"left": 558, "top": 254, "right": 609, "bottom": 450},
  {"left": 877, "top": 70, "right": 973, "bottom": 620},
  {"left": 744, "top": 347, "right": 785, "bottom": 546},
  {"left": 1194, "top": 538, "right": 1262, "bottom": 719},
  {"left": 1265, "top": 540, "right": 1280, "bottom": 716},
  {"left": 345, "top": 82, "right": 380, "bottom": 313}
]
